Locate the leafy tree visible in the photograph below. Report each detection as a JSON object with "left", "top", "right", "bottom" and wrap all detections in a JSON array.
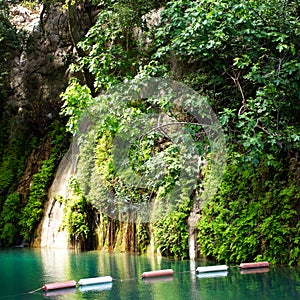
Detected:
[{"left": 61, "top": 0, "right": 300, "bottom": 263}]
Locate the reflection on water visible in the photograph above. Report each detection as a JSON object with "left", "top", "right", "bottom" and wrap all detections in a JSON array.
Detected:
[
  {"left": 142, "top": 276, "right": 174, "bottom": 284},
  {"left": 43, "top": 288, "right": 77, "bottom": 298},
  {"left": 41, "top": 248, "right": 73, "bottom": 282},
  {"left": 0, "top": 248, "right": 300, "bottom": 299},
  {"left": 78, "top": 282, "right": 113, "bottom": 292},
  {"left": 196, "top": 271, "right": 228, "bottom": 279},
  {"left": 240, "top": 267, "right": 270, "bottom": 275}
]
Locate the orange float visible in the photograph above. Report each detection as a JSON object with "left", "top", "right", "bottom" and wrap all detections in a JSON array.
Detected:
[
  {"left": 239, "top": 261, "right": 269, "bottom": 269},
  {"left": 142, "top": 269, "right": 174, "bottom": 279},
  {"left": 42, "top": 280, "right": 77, "bottom": 291}
]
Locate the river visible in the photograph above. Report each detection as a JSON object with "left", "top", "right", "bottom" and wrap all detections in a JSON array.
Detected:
[{"left": 0, "top": 248, "right": 299, "bottom": 299}]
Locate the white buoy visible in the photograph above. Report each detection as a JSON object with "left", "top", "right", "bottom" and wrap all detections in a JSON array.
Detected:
[
  {"left": 196, "top": 265, "right": 228, "bottom": 273},
  {"left": 78, "top": 276, "right": 113, "bottom": 286}
]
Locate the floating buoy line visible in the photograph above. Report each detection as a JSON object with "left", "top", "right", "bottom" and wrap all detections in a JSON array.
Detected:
[{"left": 10, "top": 261, "right": 270, "bottom": 297}]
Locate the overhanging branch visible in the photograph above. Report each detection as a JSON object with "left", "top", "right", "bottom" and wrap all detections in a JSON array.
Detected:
[{"left": 139, "top": 121, "right": 207, "bottom": 143}]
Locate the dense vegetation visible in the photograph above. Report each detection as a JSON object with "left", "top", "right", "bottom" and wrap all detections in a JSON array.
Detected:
[
  {"left": 0, "top": 0, "right": 299, "bottom": 265},
  {"left": 61, "top": 0, "right": 300, "bottom": 264}
]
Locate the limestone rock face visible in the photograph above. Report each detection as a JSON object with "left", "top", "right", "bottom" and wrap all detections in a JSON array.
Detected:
[
  {"left": 9, "top": 4, "right": 73, "bottom": 135},
  {"left": 8, "top": 2, "right": 97, "bottom": 134},
  {"left": 10, "top": 4, "right": 41, "bottom": 31}
]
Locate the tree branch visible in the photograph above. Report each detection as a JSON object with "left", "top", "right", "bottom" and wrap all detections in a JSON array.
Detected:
[
  {"left": 256, "top": 122, "right": 283, "bottom": 149},
  {"left": 226, "top": 71, "right": 246, "bottom": 115},
  {"left": 139, "top": 121, "right": 206, "bottom": 143}
]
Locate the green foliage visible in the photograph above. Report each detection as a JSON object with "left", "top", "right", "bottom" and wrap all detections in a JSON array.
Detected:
[
  {"left": 71, "top": 0, "right": 166, "bottom": 91},
  {"left": 19, "top": 124, "right": 69, "bottom": 242},
  {"left": 62, "top": 178, "right": 92, "bottom": 248},
  {"left": 136, "top": 223, "right": 150, "bottom": 253},
  {"left": 145, "top": 0, "right": 300, "bottom": 152},
  {"left": 60, "top": 78, "right": 93, "bottom": 134},
  {"left": 0, "top": 134, "right": 34, "bottom": 196},
  {"left": 153, "top": 198, "right": 190, "bottom": 259},
  {"left": 62, "top": 83, "right": 204, "bottom": 255},
  {"left": 198, "top": 156, "right": 300, "bottom": 265},
  {"left": 0, "top": 193, "right": 22, "bottom": 245},
  {"left": 19, "top": 156, "right": 55, "bottom": 241},
  {"left": 60, "top": 0, "right": 300, "bottom": 262},
  {"left": 145, "top": 0, "right": 300, "bottom": 263},
  {"left": 74, "top": 3, "right": 140, "bottom": 90}
]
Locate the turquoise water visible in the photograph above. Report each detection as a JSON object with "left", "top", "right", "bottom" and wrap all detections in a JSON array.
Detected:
[{"left": 0, "top": 248, "right": 300, "bottom": 299}]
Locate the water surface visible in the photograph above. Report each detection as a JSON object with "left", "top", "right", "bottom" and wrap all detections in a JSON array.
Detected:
[{"left": 0, "top": 248, "right": 299, "bottom": 299}]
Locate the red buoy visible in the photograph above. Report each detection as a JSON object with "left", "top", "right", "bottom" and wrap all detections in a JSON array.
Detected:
[
  {"left": 42, "top": 280, "right": 77, "bottom": 291},
  {"left": 142, "top": 269, "right": 174, "bottom": 279},
  {"left": 239, "top": 261, "right": 269, "bottom": 269}
]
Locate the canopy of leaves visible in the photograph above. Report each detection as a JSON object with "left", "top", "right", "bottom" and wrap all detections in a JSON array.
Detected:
[
  {"left": 148, "top": 0, "right": 300, "bottom": 152},
  {"left": 61, "top": 0, "right": 300, "bottom": 262}
]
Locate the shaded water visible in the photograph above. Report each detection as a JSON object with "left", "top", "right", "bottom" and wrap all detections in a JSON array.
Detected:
[{"left": 0, "top": 248, "right": 300, "bottom": 299}]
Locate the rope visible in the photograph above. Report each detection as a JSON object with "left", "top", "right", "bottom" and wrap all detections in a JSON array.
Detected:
[
  {"left": 28, "top": 287, "right": 43, "bottom": 294},
  {"left": 0, "top": 292, "right": 31, "bottom": 299},
  {"left": 112, "top": 277, "right": 138, "bottom": 282},
  {"left": 176, "top": 270, "right": 197, "bottom": 274},
  {"left": 0, "top": 287, "right": 42, "bottom": 298}
]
